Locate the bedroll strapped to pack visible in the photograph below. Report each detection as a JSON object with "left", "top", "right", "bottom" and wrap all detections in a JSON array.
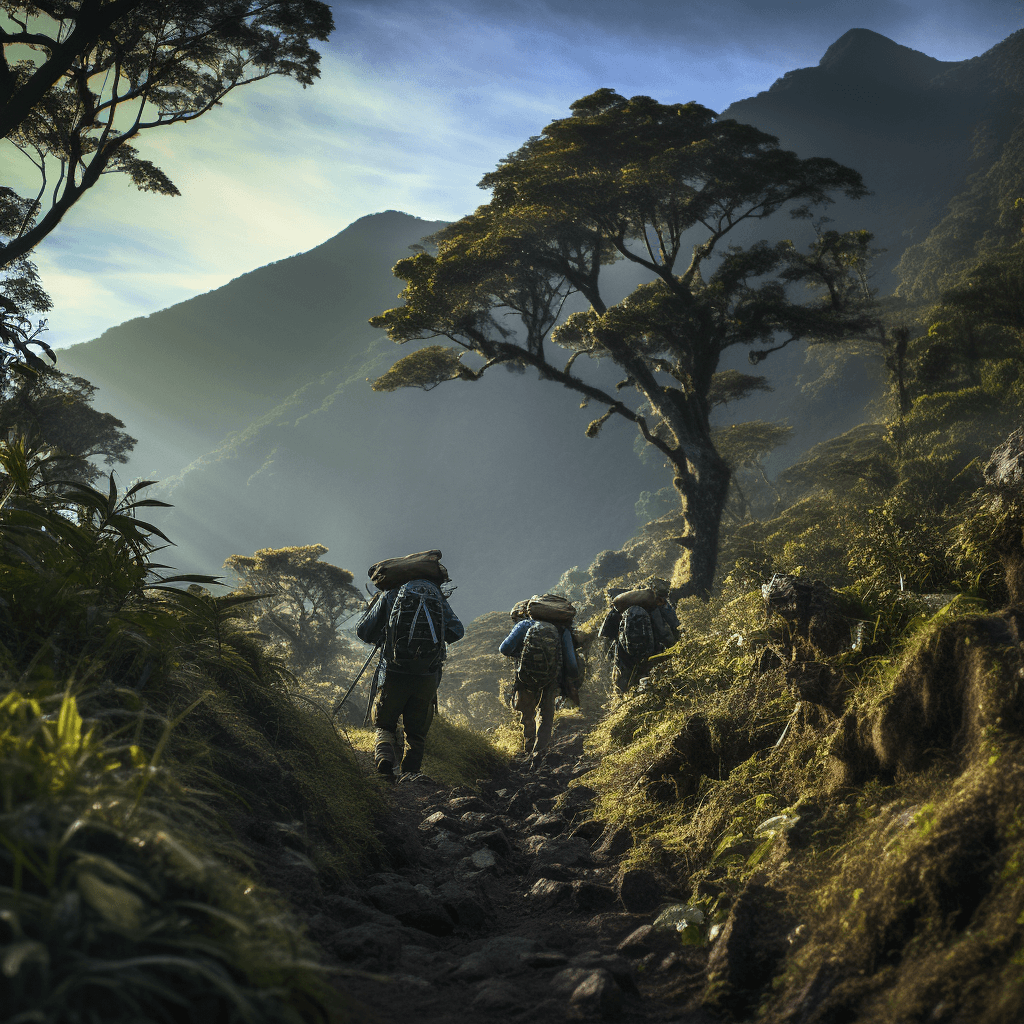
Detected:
[
  {"left": 611, "top": 587, "right": 660, "bottom": 612},
  {"left": 526, "top": 593, "right": 576, "bottom": 626},
  {"left": 369, "top": 549, "right": 448, "bottom": 591},
  {"left": 619, "top": 603, "right": 657, "bottom": 660},
  {"left": 385, "top": 579, "right": 446, "bottom": 673},
  {"left": 517, "top": 620, "right": 563, "bottom": 692}
]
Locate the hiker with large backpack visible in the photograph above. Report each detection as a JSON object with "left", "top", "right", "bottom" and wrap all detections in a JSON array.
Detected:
[
  {"left": 355, "top": 549, "right": 464, "bottom": 777},
  {"left": 499, "top": 593, "right": 579, "bottom": 762},
  {"left": 600, "top": 577, "right": 681, "bottom": 693}
]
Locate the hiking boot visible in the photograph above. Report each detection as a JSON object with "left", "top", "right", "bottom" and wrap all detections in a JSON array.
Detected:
[
  {"left": 376, "top": 759, "right": 394, "bottom": 777},
  {"left": 397, "top": 772, "right": 431, "bottom": 785}
]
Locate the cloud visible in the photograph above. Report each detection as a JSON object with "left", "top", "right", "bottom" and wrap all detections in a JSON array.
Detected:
[{"left": 9, "top": 0, "right": 1021, "bottom": 349}]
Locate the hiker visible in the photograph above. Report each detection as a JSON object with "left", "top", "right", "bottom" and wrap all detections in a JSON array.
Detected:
[
  {"left": 356, "top": 550, "right": 464, "bottom": 777},
  {"left": 600, "top": 577, "right": 681, "bottom": 693},
  {"left": 500, "top": 594, "right": 579, "bottom": 760}
]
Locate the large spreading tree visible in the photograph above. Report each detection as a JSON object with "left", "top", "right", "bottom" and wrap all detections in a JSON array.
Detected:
[
  {"left": 370, "top": 89, "right": 874, "bottom": 599},
  {"left": 223, "top": 544, "right": 363, "bottom": 675}
]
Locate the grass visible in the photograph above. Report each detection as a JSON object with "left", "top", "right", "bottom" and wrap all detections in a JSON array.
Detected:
[
  {"left": 346, "top": 713, "right": 511, "bottom": 790},
  {"left": 0, "top": 467, "right": 379, "bottom": 1022},
  {"left": 569, "top": 494, "right": 1024, "bottom": 1022}
]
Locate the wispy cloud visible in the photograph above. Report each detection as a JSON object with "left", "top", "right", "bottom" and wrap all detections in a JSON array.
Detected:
[{"left": 7, "top": 0, "right": 1021, "bottom": 349}]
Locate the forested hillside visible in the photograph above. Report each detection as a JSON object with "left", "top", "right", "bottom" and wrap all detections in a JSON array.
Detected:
[{"left": 56, "top": 27, "right": 1024, "bottom": 620}]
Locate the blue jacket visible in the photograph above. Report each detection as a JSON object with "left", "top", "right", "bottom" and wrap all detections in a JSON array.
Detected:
[
  {"left": 500, "top": 619, "right": 579, "bottom": 680},
  {"left": 356, "top": 580, "right": 464, "bottom": 676}
]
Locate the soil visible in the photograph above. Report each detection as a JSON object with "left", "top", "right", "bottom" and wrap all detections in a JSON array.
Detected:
[{"left": 303, "top": 724, "right": 719, "bottom": 1023}]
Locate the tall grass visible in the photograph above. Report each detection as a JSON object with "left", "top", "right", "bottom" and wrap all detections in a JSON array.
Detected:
[{"left": 0, "top": 444, "right": 378, "bottom": 1022}]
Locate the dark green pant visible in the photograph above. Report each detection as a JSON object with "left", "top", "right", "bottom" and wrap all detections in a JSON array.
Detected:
[
  {"left": 372, "top": 668, "right": 439, "bottom": 773},
  {"left": 514, "top": 680, "right": 557, "bottom": 754}
]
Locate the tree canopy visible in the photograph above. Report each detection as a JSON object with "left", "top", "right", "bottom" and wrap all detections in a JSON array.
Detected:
[
  {"left": 0, "top": 0, "right": 334, "bottom": 278},
  {"left": 223, "top": 544, "right": 363, "bottom": 675},
  {"left": 0, "top": 366, "right": 136, "bottom": 486},
  {"left": 370, "top": 89, "right": 871, "bottom": 598}
]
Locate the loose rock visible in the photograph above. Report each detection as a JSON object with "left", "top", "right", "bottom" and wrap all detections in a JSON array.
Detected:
[{"left": 569, "top": 969, "right": 623, "bottom": 1018}]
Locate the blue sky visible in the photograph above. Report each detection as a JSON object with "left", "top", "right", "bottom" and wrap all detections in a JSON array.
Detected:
[{"left": 4, "top": 0, "right": 1022, "bottom": 348}]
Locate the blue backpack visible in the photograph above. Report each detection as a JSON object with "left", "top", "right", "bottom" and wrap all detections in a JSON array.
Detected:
[{"left": 385, "top": 579, "right": 446, "bottom": 673}]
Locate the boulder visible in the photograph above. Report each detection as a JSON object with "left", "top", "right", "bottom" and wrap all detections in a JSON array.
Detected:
[
  {"left": 571, "top": 881, "right": 618, "bottom": 912},
  {"left": 318, "top": 894, "right": 396, "bottom": 929},
  {"left": 448, "top": 795, "right": 493, "bottom": 814},
  {"left": 420, "top": 811, "right": 462, "bottom": 833},
  {"left": 461, "top": 811, "right": 500, "bottom": 831},
  {"left": 559, "top": 785, "right": 597, "bottom": 821},
  {"left": 328, "top": 923, "right": 404, "bottom": 969},
  {"left": 435, "top": 880, "right": 492, "bottom": 929},
  {"left": 527, "top": 878, "right": 573, "bottom": 906},
  {"left": 529, "top": 812, "right": 567, "bottom": 836},
  {"left": 550, "top": 967, "right": 593, "bottom": 997},
  {"left": 365, "top": 880, "right": 455, "bottom": 936},
  {"left": 569, "top": 969, "right": 624, "bottom": 1018},
  {"left": 521, "top": 950, "right": 569, "bottom": 968},
  {"left": 463, "top": 829, "right": 513, "bottom": 859},
  {"left": 532, "top": 836, "right": 592, "bottom": 871},
  {"left": 472, "top": 978, "right": 529, "bottom": 1012},
  {"left": 617, "top": 868, "right": 664, "bottom": 914},
  {"left": 505, "top": 788, "right": 534, "bottom": 818},
  {"left": 569, "top": 950, "right": 636, "bottom": 992},
  {"left": 616, "top": 923, "right": 679, "bottom": 958},
  {"left": 450, "top": 934, "right": 541, "bottom": 980},
  {"left": 985, "top": 427, "right": 1024, "bottom": 488},
  {"left": 469, "top": 848, "right": 500, "bottom": 872}
]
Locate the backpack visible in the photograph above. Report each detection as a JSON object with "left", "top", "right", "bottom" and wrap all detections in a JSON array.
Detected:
[
  {"left": 385, "top": 579, "right": 446, "bottom": 673},
  {"left": 649, "top": 605, "right": 678, "bottom": 650},
  {"left": 369, "top": 549, "right": 448, "bottom": 591},
  {"left": 611, "top": 587, "right": 659, "bottom": 612},
  {"left": 526, "top": 593, "right": 576, "bottom": 626},
  {"left": 516, "top": 620, "right": 563, "bottom": 692},
  {"left": 619, "top": 604, "right": 656, "bottom": 661}
]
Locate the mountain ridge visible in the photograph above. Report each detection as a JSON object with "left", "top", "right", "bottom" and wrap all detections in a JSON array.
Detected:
[{"left": 58, "top": 27, "right": 1024, "bottom": 618}]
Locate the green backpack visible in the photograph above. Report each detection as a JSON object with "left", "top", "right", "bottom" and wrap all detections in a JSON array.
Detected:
[{"left": 517, "top": 620, "right": 563, "bottom": 692}]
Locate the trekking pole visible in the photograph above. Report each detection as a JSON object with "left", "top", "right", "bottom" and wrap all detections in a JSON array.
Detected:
[
  {"left": 363, "top": 659, "right": 382, "bottom": 727},
  {"left": 332, "top": 640, "right": 382, "bottom": 719}
]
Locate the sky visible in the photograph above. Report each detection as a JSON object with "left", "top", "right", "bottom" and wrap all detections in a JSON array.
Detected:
[{"left": 3, "top": 0, "right": 1023, "bottom": 349}]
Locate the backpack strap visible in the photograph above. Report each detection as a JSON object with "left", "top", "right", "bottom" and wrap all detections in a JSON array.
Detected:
[{"left": 408, "top": 589, "right": 440, "bottom": 645}]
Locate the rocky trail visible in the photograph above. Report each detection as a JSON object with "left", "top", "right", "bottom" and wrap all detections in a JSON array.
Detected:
[{"left": 300, "top": 726, "right": 717, "bottom": 1023}]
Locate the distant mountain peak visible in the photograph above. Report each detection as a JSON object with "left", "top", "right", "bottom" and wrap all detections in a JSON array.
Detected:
[{"left": 817, "top": 27, "right": 957, "bottom": 84}]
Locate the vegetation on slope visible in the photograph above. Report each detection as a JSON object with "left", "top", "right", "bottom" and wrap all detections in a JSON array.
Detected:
[{"left": 560, "top": 232, "right": 1024, "bottom": 1020}]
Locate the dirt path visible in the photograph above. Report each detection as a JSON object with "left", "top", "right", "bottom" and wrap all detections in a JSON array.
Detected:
[{"left": 307, "top": 726, "right": 717, "bottom": 1023}]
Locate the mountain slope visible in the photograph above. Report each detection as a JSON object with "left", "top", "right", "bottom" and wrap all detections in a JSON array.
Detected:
[
  {"left": 59, "top": 29, "right": 1024, "bottom": 619},
  {"left": 61, "top": 212, "right": 667, "bottom": 620},
  {"left": 721, "top": 27, "right": 1024, "bottom": 291}
]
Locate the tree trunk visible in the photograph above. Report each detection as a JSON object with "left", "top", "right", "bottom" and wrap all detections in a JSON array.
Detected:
[{"left": 668, "top": 441, "right": 732, "bottom": 602}]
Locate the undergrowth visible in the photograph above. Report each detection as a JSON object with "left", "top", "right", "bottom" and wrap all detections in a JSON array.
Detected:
[
  {"left": 0, "top": 447, "right": 378, "bottom": 1022},
  {"left": 577, "top": 404, "right": 1024, "bottom": 1021}
]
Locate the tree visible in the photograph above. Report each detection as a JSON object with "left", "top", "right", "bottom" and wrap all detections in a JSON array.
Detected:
[
  {"left": 223, "top": 544, "right": 363, "bottom": 675},
  {"left": 0, "top": 365, "right": 136, "bottom": 485},
  {"left": 370, "top": 90, "right": 870, "bottom": 599},
  {"left": 0, "top": 0, "right": 334, "bottom": 276}
]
